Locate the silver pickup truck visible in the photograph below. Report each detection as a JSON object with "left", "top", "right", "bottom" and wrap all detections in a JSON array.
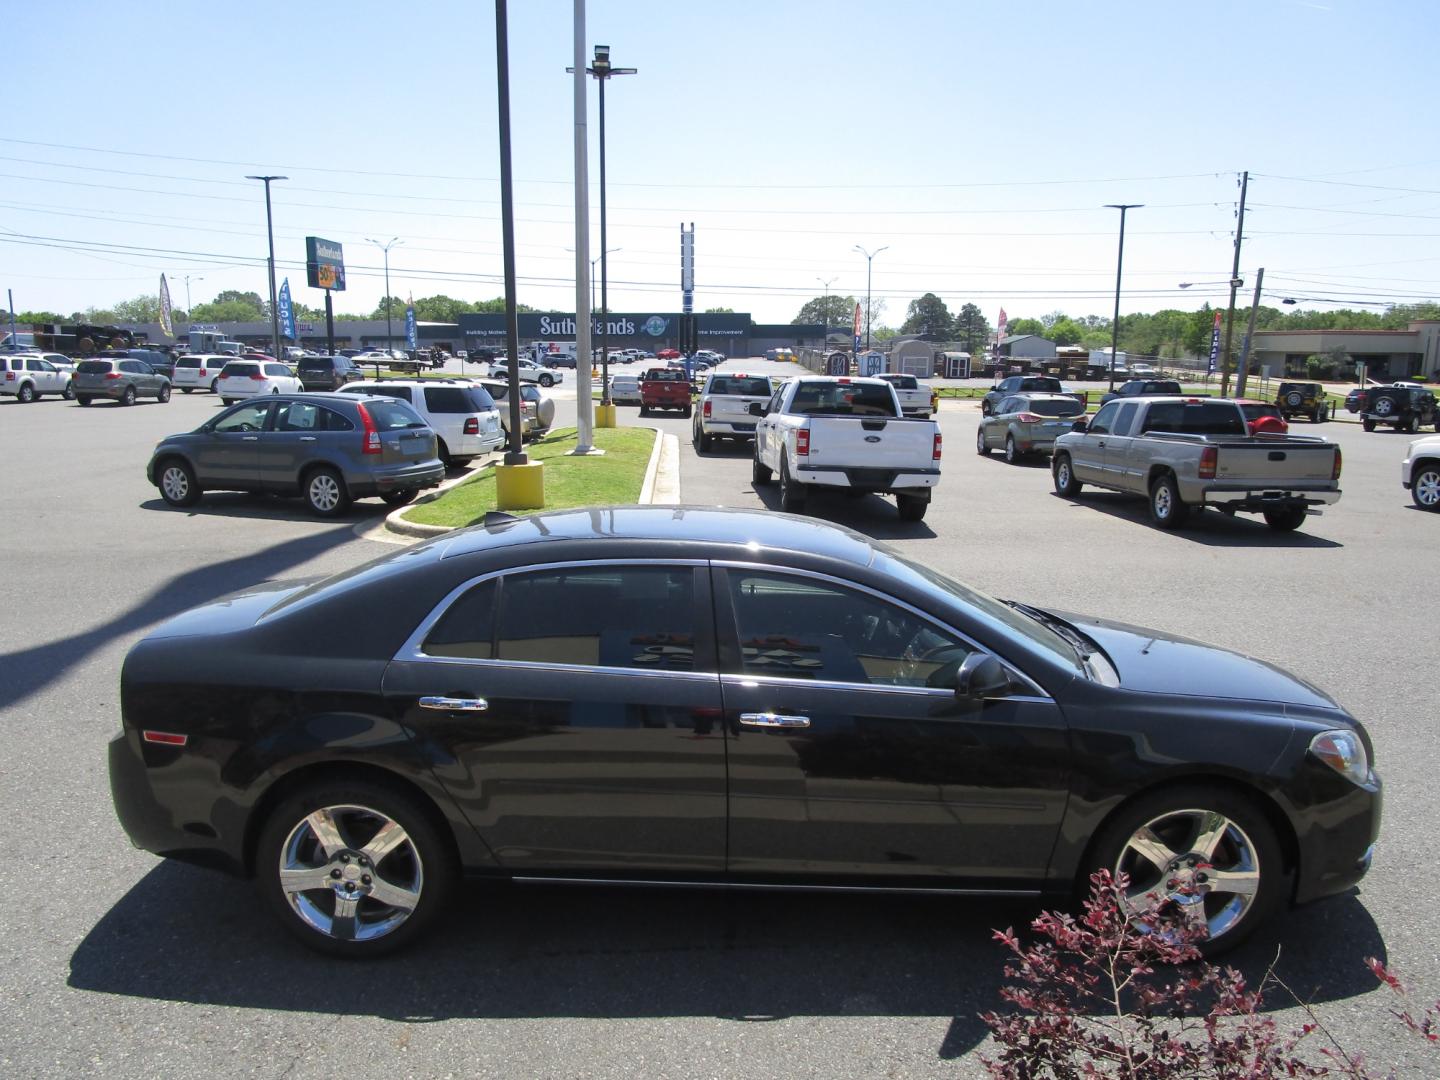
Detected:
[{"left": 1051, "top": 396, "right": 1341, "bottom": 531}]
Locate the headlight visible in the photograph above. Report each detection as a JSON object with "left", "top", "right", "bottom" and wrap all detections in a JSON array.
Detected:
[{"left": 1309, "top": 729, "right": 1370, "bottom": 786}]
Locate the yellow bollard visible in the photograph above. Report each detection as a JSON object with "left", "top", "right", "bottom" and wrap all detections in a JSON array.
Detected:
[
  {"left": 595, "top": 402, "right": 617, "bottom": 428},
  {"left": 495, "top": 462, "right": 545, "bottom": 510}
]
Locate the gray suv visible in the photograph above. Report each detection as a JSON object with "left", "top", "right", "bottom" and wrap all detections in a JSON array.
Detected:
[
  {"left": 147, "top": 393, "right": 444, "bottom": 517},
  {"left": 297, "top": 354, "right": 364, "bottom": 392},
  {"left": 72, "top": 357, "right": 171, "bottom": 406}
]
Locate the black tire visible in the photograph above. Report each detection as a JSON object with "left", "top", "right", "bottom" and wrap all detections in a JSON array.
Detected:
[
  {"left": 158, "top": 383, "right": 171, "bottom": 403},
  {"left": 1087, "top": 784, "right": 1283, "bottom": 956},
  {"left": 77, "top": 395, "right": 93, "bottom": 407},
  {"left": 17, "top": 383, "right": 34, "bottom": 403},
  {"left": 694, "top": 426, "right": 712, "bottom": 453},
  {"left": 157, "top": 458, "right": 202, "bottom": 508},
  {"left": 256, "top": 777, "right": 456, "bottom": 957},
  {"left": 1004, "top": 435, "right": 1020, "bottom": 464},
  {"left": 436, "top": 438, "right": 453, "bottom": 467},
  {"left": 639, "top": 405, "right": 649, "bottom": 418},
  {"left": 682, "top": 404, "right": 692, "bottom": 418},
  {"left": 779, "top": 454, "right": 806, "bottom": 513},
  {"left": 975, "top": 426, "right": 991, "bottom": 455},
  {"left": 1362, "top": 418, "right": 1375, "bottom": 432},
  {"left": 1052, "top": 453, "right": 1082, "bottom": 497},
  {"left": 303, "top": 466, "right": 352, "bottom": 518},
  {"left": 1148, "top": 473, "right": 1189, "bottom": 529},
  {"left": 1263, "top": 507, "right": 1307, "bottom": 532},
  {"left": 980, "top": 400, "right": 992, "bottom": 417},
  {"left": 62, "top": 381, "right": 75, "bottom": 400},
  {"left": 752, "top": 450, "right": 773, "bottom": 486},
  {"left": 181, "top": 387, "right": 193, "bottom": 394},
  {"left": 896, "top": 494, "right": 928, "bottom": 522},
  {"left": 210, "top": 378, "right": 220, "bottom": 393},
  {"left": 1411, "top": 465, "right": 1440, "bottom": 511},
  {"left": 539, "top": 374, "right": 554, "bottom": 387},
  {"left": 1406, "top": 414, "right": 1420, "bottom": 434},
  {"left": 121, "top": 385, "right": 137, "bottom": 407},
  {"left": 381, "top": 489, "right": 416, "bottom": 507}
]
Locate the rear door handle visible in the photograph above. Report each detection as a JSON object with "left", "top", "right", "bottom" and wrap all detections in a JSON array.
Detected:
[
  {"left": 419, "top": 695, "right": 489, "bottom": 712},
  {"left": 299, "top": 436, "right": 317, "bottom": 442},
  {"left": 739, "top": 712, "right": 810, "bottom": 729}
]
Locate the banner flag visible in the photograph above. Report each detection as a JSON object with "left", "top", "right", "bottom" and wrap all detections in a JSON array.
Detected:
[
  {"left": 853, "top": 301, "right": 863, "bottom": 355},
  {"left": 278, "top": 279, "right": 297, "bottom": 341},
  {"left": 1206, "top": 311, "right": 1223, "bottom": 375},
  {"left": 158, "top": 274, "right": 174, "bottom": 338},
  {"left": 405, "top": 295, "right": 418, "bottom": 350}
]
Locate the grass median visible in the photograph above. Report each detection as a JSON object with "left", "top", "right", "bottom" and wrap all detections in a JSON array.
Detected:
[{"left": 401, "top": 425, "right": 655, "bottom": 528}]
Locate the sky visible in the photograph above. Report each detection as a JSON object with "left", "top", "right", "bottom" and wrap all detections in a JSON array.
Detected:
[{"left": 5, "top": 0, "right": 1440, "bottom": 331}]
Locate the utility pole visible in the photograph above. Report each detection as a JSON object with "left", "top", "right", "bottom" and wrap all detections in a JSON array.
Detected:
[
  {"left": 1235, "top": 267, "right": 1265, "bottom": 398},
  {"left": 366, "top": 237, "right": 401, "bottom": 356},
  {"left": 853, "top": 245, "right": 888, "bottom": 352},
  {"left": 817, "top": 276, "right": 836, "bottom": 339},
  {"left": 1104, "top": 204, "right": 1142, "bottom": 394},
  {"left": 1219, "top": 171, "right": 1249, "bottom": 398},
  {"left": 244, "top": 175, "right": 286, "bottom": 360}
]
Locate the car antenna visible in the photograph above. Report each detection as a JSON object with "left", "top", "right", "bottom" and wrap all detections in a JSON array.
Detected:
[{"left": 482, "top": 511, "right": 520, "bottom": 528}]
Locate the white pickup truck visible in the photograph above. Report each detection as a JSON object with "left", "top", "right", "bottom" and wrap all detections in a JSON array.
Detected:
[
  {"left": 693, "top": 371, "right": 775, "bottom": 450},
  {"left": 876, "top": 373, "right": 933, "bottom": 418},
  {"left": 751, "top": 375, "right": 942, "bottom": 521}
]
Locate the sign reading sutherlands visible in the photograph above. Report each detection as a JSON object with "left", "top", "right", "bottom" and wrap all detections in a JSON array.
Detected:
[
  {"left": 305, "top": 236, "right": 346, "bottom": 292},
  {"left": 458, "top": 312, "right": 750, "bottom": 341}
]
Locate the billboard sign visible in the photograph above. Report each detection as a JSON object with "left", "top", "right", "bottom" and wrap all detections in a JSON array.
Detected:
[{"left": 305, "top": 236, "right": 346, "bottom": 292}]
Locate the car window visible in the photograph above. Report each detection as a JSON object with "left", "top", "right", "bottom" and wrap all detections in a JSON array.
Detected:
[
  {"left": 1113, "top": 402, "right": 1139, "bottom": 435},
  {"left": 221, "top": 363, "right": 258, "bottom": 377},
  {"left": 213, "top": 401, "right": 272, "bottom": 433},
  {"left": 264, "top": 363, "right": 291, "bottom": 377},
  {"left": 425, "top": 565, "right": 696, "bottom": 670},
  {"left": 275, "top": 401, "right": 323, "bottom": 431},
  {"left": 708, "top": 376, "right": 770, "bottom": 396},
  {"left": 77, "top": 360, "right": 112, "bottom": 375},
  {"left": 361, "top": 385, "right": 413, "bottom": 403},
  {"left": 724, "top": 569, "right": 971, "bottom": 688},
  {"left": 363, "top": 398, "right": 427, "bottom": 430},
  {"left": 424, "top": 386, "right": 476, "bottom": 413},
  {"left": 319, "top": 406, "right": 354, "bottom": 431},
  {"left": 1141, "top": 402, "right": 1246, "bottom": 436},
  {"left": 1088, "top": 401, "right": 1119, "bottom": 434},
  {"left": 788, "top": 381, "right": 895, "bottom": 417},
  {"left": 996, "top": 397, "right": 1018, "bottom": 414},
  {"left": 1027, "top": 398, "right": 1085, "bottom": 418}
]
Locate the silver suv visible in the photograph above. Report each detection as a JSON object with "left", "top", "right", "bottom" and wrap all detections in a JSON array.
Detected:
[{"left": 339, "top": 379, "right": 505, "bottom": 465}]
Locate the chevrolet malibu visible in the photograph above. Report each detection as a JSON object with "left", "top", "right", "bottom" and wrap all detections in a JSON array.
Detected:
[{"left": 109, "top": 508, "right": 1380, "bottom": 957}]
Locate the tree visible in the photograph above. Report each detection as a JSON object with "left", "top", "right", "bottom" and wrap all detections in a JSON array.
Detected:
[
  {"left": 469, "top": 296, "right": 536, "bottom": 314},
  {"left": 1047, "top": 316, "right": 1086, "bottom": 346},
  {"left": 4, "top": 309, "right": 64, "bottom": 324},
  {"left": 793, "top": 294, "right": 858, "bottom": 329},
  {"left": 211, "top": 290, "right": 266, "bottom": 317},
  {"left": 954, "top": 302, "right": 991, "bottom": 355},
  {"left": 370, "top": 296, "right": 409, "bottom": 320},
  {"left": 901, "top": 293, "right": 953, "bottom": 339},
  {"left": 190, "top": 299, "right": 267, "bottom": 323},
  {"left": 1006, "top": 317, "right": 1045, "bottom": 338}
]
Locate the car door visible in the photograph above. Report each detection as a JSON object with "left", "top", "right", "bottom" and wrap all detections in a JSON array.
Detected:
[
  {"left": 713, "top": 565, "right": 1069, "bottom": 886},
  {"left": 256, "top": 398, "right": 331, "bottom": 491},
  {"left": 189, "top": 400, "right": 272, "bottom": 489},
  {"left": 384, "top": 560, "right": 728, "bottom": 876},
  {"left": 1066, "top": 400, "right": 1120, "bottom": 483},
  {"left": 1101, "top": 401, "right": 1141, "bottom": 487}
]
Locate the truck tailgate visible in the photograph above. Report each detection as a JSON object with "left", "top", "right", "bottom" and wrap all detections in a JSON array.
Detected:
[
  {"left": 1216, "top": 442, "right": 1337, "bottom": 483},
  {"left": 711, "top": 395, "right": 769, "bottom": 425},
  {"left": 805, "top": 415, "right": 937, "bottom": 470}
]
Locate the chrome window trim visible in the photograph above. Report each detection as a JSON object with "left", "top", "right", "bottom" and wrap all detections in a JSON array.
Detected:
[{"left": 713, "top": 560, "right": 1051, "bottom": 700}]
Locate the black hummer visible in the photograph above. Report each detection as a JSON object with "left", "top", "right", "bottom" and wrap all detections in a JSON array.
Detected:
[{"left": 1359, "top": 385, "right": 1438, "bottom": 433}]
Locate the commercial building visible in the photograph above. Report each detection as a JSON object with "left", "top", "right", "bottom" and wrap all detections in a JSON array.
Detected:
[{"left": 1249, "top": 321, "right": 1440, "bottom": 381}]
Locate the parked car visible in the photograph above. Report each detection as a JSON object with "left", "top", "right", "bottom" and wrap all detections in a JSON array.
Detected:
[
  {"left": 71, "top": 357, "right": 171, "bottom": 406},
  {"left": 1401, "top": 434, "right": 1440, "bottom": 511},
  {"left": 171, "top": 354, "right": 233, "bottom": 394},
  {"left": 146, "top": 393, "right": 444, "bottom": 516},
  {"left": 476, "top": 379, "right": 543, "bottom": 439},
  {"left": 876, "top": 373, "right": 934, "bottom": 418},
  {"left": 1358, "top": 385, "right": 1438, "bottom": 434},
  {"left": 976, "top": 393, "right": 1087, "bottom": 462},
  {"left": 340, "top": 379, "right": 504, "bottom": 465},
  {"left": 1274, "top": 382, "right": 1330, "bottom": 423},
  {"left": 216, "top": 359, "right": 304, "bottom": 404},
  {"left": 108, "top": 505, "right": 1381, "bottom": 958},
  {"left": 608, "top": 372, "right": 642, "bottom": 404},
  {"left": 693, "top": 372, "right": 774, "bottom": 450},
  {"left": 36, "top": 351, "right": 76, "bottom": 372},
  {"left": 656, "top": 348, "right": 681, "bottom": 361},
  {"left": 1345, "top": 387, "right": 1367, "bottom": 414},
  {"left": 1235, "top": 400, "right": 1290, "bottom": 436},
  {"left": 982, "top": 375, "right": 1065, "bottom": 416},
  {"left": 1099, "top": 379, "right": 1183, "bottom": 406},
  {"left": 1, "top": 352, "right": 74, "bottom": 402},
  {"left": 112, "top": 348, "right": 174, "bottom": 378},
  {"left": 297, "top": 354, "right": 365, "bottom": 393},
  {"left": 639, "top": 368, "right": 692, "bottom": 417},
  {"left": 487, "top": 380, "right": 553, "bottom": 435},
  {"left": 1052, "top": 397, "right": 1342, "bottom": 531}
]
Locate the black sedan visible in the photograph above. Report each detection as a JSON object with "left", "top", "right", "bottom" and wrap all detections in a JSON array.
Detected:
[{"left": 109, "top": 507, "right": 1380, "bottom": 957}]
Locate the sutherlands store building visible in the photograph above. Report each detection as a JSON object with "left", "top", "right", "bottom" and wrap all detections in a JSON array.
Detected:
[
  {"left": 1250, "top": 320, "right": 1440, "bottom": 381},
  {"left": 456, "top": 312, "right": 823, "bottom": 358}
]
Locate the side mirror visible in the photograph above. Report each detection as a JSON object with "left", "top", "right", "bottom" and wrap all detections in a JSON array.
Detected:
[
  {"left": 1071, "top": 418, "right": 1089, "bottom": 432},
  {"left": 953, "top": 653, "right": 1012, "bottom": 700},
  {"left": 748, "top": 401, "right": 765, "bottom": 416}
]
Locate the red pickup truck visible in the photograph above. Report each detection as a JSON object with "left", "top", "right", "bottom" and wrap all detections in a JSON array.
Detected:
[{"left": 639, "top": 368, "right": 692, "bottom": 417}]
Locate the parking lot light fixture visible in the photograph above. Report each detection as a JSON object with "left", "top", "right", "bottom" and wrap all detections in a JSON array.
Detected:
[
  {"left": 366, "top": 237, "right": 402, "bottom": 357},
  {"left": 1104, "top": 204, "right": 1142, "bottom": 394},
  {"left": 852, "top": 246, "right": 888, "bottom": 353},
  {"left": 244, "top": 175, "right": 286, "bottom": 359},
  {"left": 817, "top": 276, "right": 837, "bottom": 337}
]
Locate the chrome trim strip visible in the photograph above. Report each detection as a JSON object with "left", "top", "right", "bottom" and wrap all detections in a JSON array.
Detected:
[{"left": 508, "top": 876, "right": 1043, "bottom": 898}]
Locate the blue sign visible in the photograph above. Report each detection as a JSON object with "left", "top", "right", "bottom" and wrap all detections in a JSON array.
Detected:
[
  {"left": 854, "top": 333, "right": 862, "bottom": 355},
  {"left": 1206, "top": 314, "right": 1222, "bottom": 375},
  {"left": 405, "top": 305, "right": 418, "bottom": 350},
  {"left": 277, "top": 279, "right": 297, "bottom": 341}
]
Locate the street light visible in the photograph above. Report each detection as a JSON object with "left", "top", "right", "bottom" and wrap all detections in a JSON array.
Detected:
[
  {"left": 569, "top": 44, "right": 636, "bottom": 403},
  {"left": 244, "top": 175, "right": 286, "bottom": 359},
  {"left": 817, "top": 276, "right": 837, "bottom": 338},
  {"left": 180, "top": 275, "right": 203, "bottom": 316},
  {"left": 852, "top": 245, "right": 888, "bottom": 353},
  {"left": 1103, "top": 204, "right": 1142, "bottom": 393},
  {"left": 365, "top": 236, "right": 402, "bottom": 355},
  {"left": 567, "top": 246, "right": 622, "bottom": 320}
]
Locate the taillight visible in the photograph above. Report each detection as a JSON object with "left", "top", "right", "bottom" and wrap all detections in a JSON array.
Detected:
[
  {"left": 249, "top": 373, "right": 266, "bottom": 381},
  {"left": 1016, "top": 412, "right": 1042, "bottom": 422},
  {"left": 142, "top": 731, "right": 188, "bottom": 747},
  {"left": 703, "top": 400, "right": 712, "bottom": 418},
  {"left": 1199, "top": 446, "right": 1218, "bottom": 479},
  {"left": 3, "top": 371, "right": 13, "bottom": 381},
  {"left": 356, "top": 402, "right": 382, "bottom": 454},
  {"left": 1333, "top": 446, "right": 1342, "bottom": 481},
  {"left": 199, "top": 368, "right": 208, "bottom": 376},
  {"left": 795, "top": 428, "right": 810, "bottom": 458},
  {"left": 933, "top": 433, "right": 943, "bottom": 461},
  {"left": 105, "top": 372, "right": 122, "bottom": 380},
  {"left": 463, "top": 417, "right": 479, "bottom": 435}
]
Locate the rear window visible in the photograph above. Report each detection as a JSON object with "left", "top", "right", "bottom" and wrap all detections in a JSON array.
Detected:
[
  {"left": 298, "top": 357, "right": 333, "bottom": 371},
  {"left": 1029, "top": 398, "right": 1085, "bottom": 417},
  {"left": 707, "top": 376, "right": 771, "bottom": 396},
  {"left": 1239, "top": 403, "right": 1282, "bottom": 421},
  {"left": 425, "top": 385, "right": 496, "bottom": 412},
  {"left": 882, "top": 375, "right": 918, "bottom": 389},
  {"left": 789, "top": 381, "right": 897, "bottom": 417},
  {"left": 1141, "top": 402, "right": 1246, "bottom": 436},
  {"left": 175, "top": 357, "right": 206, "bottom": 369},
  {"left": 358, "top": 385, "right": 413, "bottom": 403},
  {"left": 1021, "top": 378, "right": 1062, "bottom": 392},
  {"left": 77, "top": 360, "right": 113, "bottom": 374},
  {"left": 363, "top": 398, "right": 427, "bottom": 430},
  {"left": 221, "top": 362, "right": 258, "bottom": 377}
]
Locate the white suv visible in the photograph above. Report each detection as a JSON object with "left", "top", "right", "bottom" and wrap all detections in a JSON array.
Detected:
[
  {"left": 340, "top": 378, "right": 504, "bottom": 465},
  {"left": 2, "top": 352, "right": 74, "bottom": 402},
  {"left": 172, "top": 354, "right": 232, "bottom": 394}
]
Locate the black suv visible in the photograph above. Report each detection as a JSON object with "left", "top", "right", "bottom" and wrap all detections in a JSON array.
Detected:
[
  {"left": 297, "top": 354, "right": 364, "bottom": 392},
  {"left": 1359, "top": 385, "right": 1438, "bottom": 433},
  {"left": 1274, "top": 382, "right": 1330, "bottom": 423},
  {"left": 1099, "top": 379, "right": 1183, "bottom": 406}
]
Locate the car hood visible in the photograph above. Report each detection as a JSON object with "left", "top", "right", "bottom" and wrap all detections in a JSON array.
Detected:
[{"left": 1053, "top": 610, "right": 1339, "bottom": 709}]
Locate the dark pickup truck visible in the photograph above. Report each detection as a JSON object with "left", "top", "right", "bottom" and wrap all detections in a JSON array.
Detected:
[{"left": 639, "top": 368, "right": 692, "bottom": 417}]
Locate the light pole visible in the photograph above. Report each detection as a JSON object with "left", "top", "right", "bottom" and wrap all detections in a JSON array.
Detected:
[
  {"left": 852, "top": 245, "right": 887, "bottom": 353},
  {"left": 567, "top": 247, "right": 622, "bottom": 321},
  {"left": 1103, "top": 204, "right": 1142, "bottom": 394},
  {"left": 245, "top": 175, "right": 286, "bottom": 358},
  {"left": 180, "top": 275, "right": 203, "bottom": 317},
  {"left": 817, "top": 276, "right": 837, "bottom": 339},
  {"left": 571, "top": 45, "right": 636, "bottom": 403},
  {"left": 366, "top": 237, "right": 402, "bottom": 355}
]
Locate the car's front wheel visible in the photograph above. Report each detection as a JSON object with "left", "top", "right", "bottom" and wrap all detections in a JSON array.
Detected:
[
  {"left": 256, "top": 779, "right": 455, "bottom": 957},
  {"left": 303, "top": 466, "right": 352, "bottom": 517},
  {"left": 975, "top": 426, "right": 991, "bottom": 455},
  {"left": 157, "top": 459, "right": 202, "bottom": 508},
  {"left": 1052, "top": 453, "right": 1082, "bottom": 497},
  {"left": 1411, "top": 464, "right": 1440, "bottom": 511},
  {"left": 539, "top": 374, "right": 554, "bottom": 387},
  {"left": 1088, "top": 785, "right": 1282, "bottom": 956}
]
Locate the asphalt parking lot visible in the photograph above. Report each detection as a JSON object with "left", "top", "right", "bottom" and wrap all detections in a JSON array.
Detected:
[{"left": 1, "top": 372, "right": 1435, "bottom": 1078}]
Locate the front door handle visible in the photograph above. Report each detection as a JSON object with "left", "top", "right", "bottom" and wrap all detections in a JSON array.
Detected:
[
  {"left": 419, "top": 695, "right": 489, "bottom": 712},
  {"left": 299, "top": 436, "right": 317, "bottom": 442},
  {"left": 739, "top": 712, "right": 810, "bottom": 729},
  {"left": 242, "top": 435, "right": 259, "bottom": 442}
]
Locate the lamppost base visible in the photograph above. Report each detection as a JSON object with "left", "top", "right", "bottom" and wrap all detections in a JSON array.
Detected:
[{"left": 496, "top": 461, "right": 545, "bottom": 510}]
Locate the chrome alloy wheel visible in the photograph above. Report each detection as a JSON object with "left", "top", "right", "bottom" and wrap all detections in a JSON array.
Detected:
[
  {"left": 1414, "top": 468, "right": 1440, "bottom": 509},
  {"left": 1152, "top": 481, "right": 1175, "bottom": 519},
  {"left": 278, "top": 804, "right": 424, "bottom": 943},
  {"left": 1113, "top": 807, "right": 1262, "bottom": 942},
  {"left": 308, "top": 472, "right": 342, "bottom": 512},
  {"left": 160, "top": 465, "right": 190, "bottom": 502}
]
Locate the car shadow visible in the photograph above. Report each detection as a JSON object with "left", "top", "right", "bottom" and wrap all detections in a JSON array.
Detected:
[
  {"left": 69, "top": 864, "right": 1386, "bottom": 1058},
  {"left": 1051, "top": 491, "right": 1343, "bottom": 548},
  {"left": 0, "top": 525, "right": 355, "bottom": 711},
  {"left": 750, "top": 484, "right": 938, "bottom": 539},
  {"left": 138, "top": 493, "right": 396, "bottom": 523}
]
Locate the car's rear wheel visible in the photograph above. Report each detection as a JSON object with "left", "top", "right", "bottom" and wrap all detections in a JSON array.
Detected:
[
  {"left": 1410, "top": 465, "right": 1440, "bottom": 511},
  {"left": 181, "top": 387, "right": 192, "bottom": 394},
  {"left": 121, "top": 385, "right": 136, "bottom": 406},
  {"left": 210, "top": 378, "right": 220, "bottom": 393},
  {"left": 1088, "top": 785, "right": 1282, "bottom": 957},
  {"left": 1053, "top": 453, "right": 1082, "bottom": 497},
  {"left": 975, "top": 426, "right": 991, "bottom": 455},
  {"left": 896, "top": 494, "right": 928, "bottom": 522},
  {"left": 303, "top": 466, "right": 352, "bottom": 518},
  {"left": 639, "top": 405, "right": 649, "bottom": 417},
  {"left": 695, "top": 425, "right": 712, "bottom": 452},
  {"left": 752, "top": 450, "right": 773, "bottom": 486},
  {"left": 257, "top": 779, "right": 455, "bottom": 957},
  {"left": 1406, "top": 415, "right": 1420, "bottom": 434},
  {"left": 779, "top": 454, "right": 806, "bottom": 513},
  {"left": 157, "top": 459, "right": 202, "bottom": 507},
  {"left": 436, "top": 438, "right": 454, "bottom": 467},
  {"left": 77, "top": 395, "right": 93, "bottom": 407},
  {"left": 1362, "top": 418, "right": 1376, "bottom": 432},
  {"left": 1148, "top": 473, "right": 1189, "bottom": 529},
  {"left": 682, "top": 404, "right": 693, "bottom": 418},
  {"left": 17, "top": 383, "right": 34, "bottom": 403},
  {"left": 539, "top": 374, "right": 554, "bottom": 387},
  {"left": 1262, "top": 507, "right": 1307, "bottom": 531},
  {"left": 381, "top": 490, "right": 416, "bottom": 507}
]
